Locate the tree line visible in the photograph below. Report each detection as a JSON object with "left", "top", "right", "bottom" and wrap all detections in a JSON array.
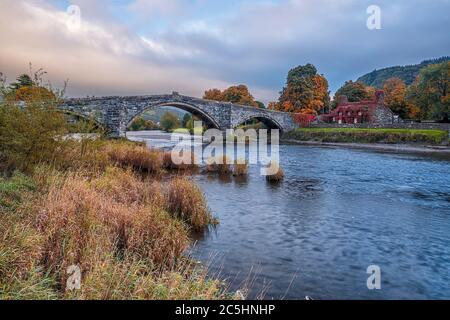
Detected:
[{"left": 203, "top": 60, "right": 449, "bottom": 122}]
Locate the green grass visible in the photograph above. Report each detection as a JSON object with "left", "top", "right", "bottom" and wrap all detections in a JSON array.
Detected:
[
  {"left": 284, "top": 128, "right": 449, "bottom": 145},
  {"left": 0, "top": 172, "right": 35, "bottom": 209}
]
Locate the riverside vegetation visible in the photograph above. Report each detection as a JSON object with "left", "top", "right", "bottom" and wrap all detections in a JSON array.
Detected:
[
  {"left": 0, "top": 78, "right": 236, "bottom": 300},
  {"left": 284, "top": 128, "right": 449, "bottom": 145}
]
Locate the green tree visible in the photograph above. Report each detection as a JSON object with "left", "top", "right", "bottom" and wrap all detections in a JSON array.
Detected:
[
  {"left": 255, "top": 101, "right": 265, "bottom": 109},
  {"left": 0, "top": 83, "right": 69, "bottom": 172},
  {"left": 333, "top": 80, "right": 372, "bottom": 108},
  {"left": 406, "top": 62, "right": 450, "bottom": 121},
  {"left": 128, "top": 116, "right": 158, "bottom": 131},
  {"left": 9, "top": 74, "right": 33, "bottom": 91},
  {"left": 160, "top": 112, "right": 180, "bottom": 132},
  {"left": 182, "top": 113, "right": 192, "bottom": 128}
]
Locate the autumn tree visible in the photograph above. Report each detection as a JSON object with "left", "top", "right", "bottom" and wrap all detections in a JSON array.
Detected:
[
  {"left": 382, "top": 77, "right": 419, "bottom": 119},
  {"left": 203, "top": 85, "right": 258, "bottom": 107},
  {"left": 332, "top": 80, "right": 372, "bottom": 108},
  {"left": 406, "top": 61, "right": 450, "bottom": 121},
  {"left": 12, "top": 85, "right": 56, "bottom": 102},
  {"left": 160, "top": 112, "right": 180, "bottom": 132},
  {"left": 203, "top": 88, "right": 223, "bottom": 101},
  {"left": 267, "top": 102, "right": 278, "bottom": 110},
  {"left": 275, "top": 64, "right": 330, "bottom": 114}
]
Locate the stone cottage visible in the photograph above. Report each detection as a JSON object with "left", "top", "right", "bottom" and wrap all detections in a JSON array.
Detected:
[{"left": 320, "top": 91, "right": 396, "bottom": 125}]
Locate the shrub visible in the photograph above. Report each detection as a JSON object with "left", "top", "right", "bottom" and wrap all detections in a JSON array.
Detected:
[
  {"left": 162, "top": 151, "right": 198, "bottom": 171},
  {"left": 0, "top": 96, "right": 70, "bottom": 172},
  {"left": 205, "top": 155, "right": 232, "bottom": 175},
  {"left": 265, "top": 161, "right": 284, "bottom": 183},
  {"left": 233, "top": 159, "right": 248, "bottom": 176}
]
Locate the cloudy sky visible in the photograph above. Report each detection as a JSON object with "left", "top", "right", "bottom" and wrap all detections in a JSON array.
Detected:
[{"left": 0, "top": 0, "right": 449, "bottom": 103}]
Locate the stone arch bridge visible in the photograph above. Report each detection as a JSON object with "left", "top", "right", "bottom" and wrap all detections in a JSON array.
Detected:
[{"left": 60, "top": 93, "right": 298, "bottom": 137}]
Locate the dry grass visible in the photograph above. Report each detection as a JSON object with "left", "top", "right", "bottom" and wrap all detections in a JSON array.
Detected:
[
  {"left": 34, "top": 170, "right": 190, "bottom": 284},
  {"left": 162, "top": 150, "right": 198, "bottom": 171},
  {"left": 0, "top": 138, "right": 231, "bottom": 300},
  {"left": 205, "top": 155, "right": 232, "bottom": 175},
  {"left": 166, "top": 177, "right": 216, "bottom": 231},
  {"left": 265, "top": 161, "right": 284, "bottom": 183},
  {"left": 74, "top": 257, "right": 226, "bottom": 300},
  {"left": 233, "top": 159, "right": 249, "bottom": 177},
  {"left": 106, "top": 142, "right": 163, "bottom": 174}
]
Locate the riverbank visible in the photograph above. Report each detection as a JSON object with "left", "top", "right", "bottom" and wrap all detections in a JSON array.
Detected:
[{"left": 282, "top": 139, "right": 450, "bottom": 155}]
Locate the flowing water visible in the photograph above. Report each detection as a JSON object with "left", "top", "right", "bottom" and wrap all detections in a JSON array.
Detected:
[{"left": 128, "top": 131, "right": 450, "bottom": 299}]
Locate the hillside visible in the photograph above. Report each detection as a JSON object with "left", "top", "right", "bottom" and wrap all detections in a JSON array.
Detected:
[{"left": 357, "top": 56, "right": 450, "bottom": 88}]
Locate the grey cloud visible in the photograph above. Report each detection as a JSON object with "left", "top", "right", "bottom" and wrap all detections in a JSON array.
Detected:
[{"left": 0, "top": 0, "right": 449, "bottom": 103}]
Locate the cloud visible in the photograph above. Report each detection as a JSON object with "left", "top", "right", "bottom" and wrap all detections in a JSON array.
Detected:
[
  {"left": 128, "top": 0, "right": 184, "bottom": 19},
  {"left": 0, "top": 0, "right": 229, "bottom": 98},
  {"left": 0, "top": 0, "right": 449, "bottom": 103}
]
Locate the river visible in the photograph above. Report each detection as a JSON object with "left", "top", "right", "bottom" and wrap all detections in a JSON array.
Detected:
[{"left": 127, "top": 130, "right": 450, "bottom": 300}]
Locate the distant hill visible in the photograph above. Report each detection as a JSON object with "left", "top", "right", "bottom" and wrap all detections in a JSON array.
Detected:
[{"left": 357, "top": 56, "right": 450, "bottom": 88}]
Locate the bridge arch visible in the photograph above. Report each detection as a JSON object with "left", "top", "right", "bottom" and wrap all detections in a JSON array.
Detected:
[
  {"left": 61, "top": 110, "right": 106, "bottom": 132},
  {"left": 126, "top": 101, "right": 222, "bottom": 130},
  {"left": 234, "top": 115, "right": 285, "bottom": 134}
]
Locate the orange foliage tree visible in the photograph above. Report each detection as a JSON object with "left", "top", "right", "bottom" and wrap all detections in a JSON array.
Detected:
[
  {"left": 13, "top": 85, "right": 57, "bottom": 102},
  {"left": 203, "top": 85, "right": 258, "bottom": 107},
  {"left": 382, "top": 77, "right": 419, "bottom": 119},
  {"left": 271, "top": 64, "right": 330, "bottom": 114},
  {"left": 203, "top": 88, "right": 223, "bottom": 101}
]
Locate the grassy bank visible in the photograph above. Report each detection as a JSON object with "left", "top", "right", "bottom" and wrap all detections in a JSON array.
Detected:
[
  {"left": 0, "top": 140, "right": 232, "bottom": 300},
  {"left": 284, "top": 128, "right": 449, "bottom": 145}
]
